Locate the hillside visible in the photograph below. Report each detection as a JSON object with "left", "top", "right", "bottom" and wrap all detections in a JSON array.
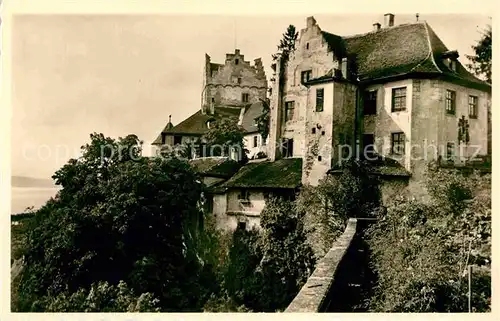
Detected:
[{"left": 11, "top": 176, "right": 56, "bottom": 188}]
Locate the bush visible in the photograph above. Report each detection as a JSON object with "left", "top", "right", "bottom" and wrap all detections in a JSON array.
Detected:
[
  {"left": 14, "top": 133, "right": 206, "bottom": 312},
  {"left": 43, "top": 281, "right": 160, "bottom": 312},
  {"left": 297, "top": 159, "right": 381, "bottom": 258},
  {"left": 367, "top": 164, "right": 491, "bottom": 312}
]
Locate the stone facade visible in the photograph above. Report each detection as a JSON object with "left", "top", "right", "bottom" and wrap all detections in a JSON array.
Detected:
[
  {"left": 213, "top": 189, "right": 263, "bottom": 230},
  {"left": 268, "top": 15, "right": 491, "bottom": 193},
  {"left": 203, "top": 49, "right": 268, "bottom": 112},
  {"left": 268, "top": 17, "right": 357, "bottom": 185}
]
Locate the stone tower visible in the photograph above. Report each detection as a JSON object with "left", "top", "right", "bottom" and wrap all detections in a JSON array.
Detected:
[{"left": 201, "top": 49, "right": 268, "bottom": 114}]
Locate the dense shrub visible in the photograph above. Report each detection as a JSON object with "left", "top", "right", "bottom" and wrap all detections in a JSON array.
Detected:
[
  {"left": 203, "top": 197, "right": 316, "bottom": 312},
  {"left": 297, "top": 159, "right": 381, "bottom": 258},
  {"left": 42, "top": 281, "right": 160, "bottom": 312},
  {"left": 367, "top": 163, "right": 491, "bottom": 312},
  {"left": 13, "top": 133, "right": 206, "bottom": 312}
]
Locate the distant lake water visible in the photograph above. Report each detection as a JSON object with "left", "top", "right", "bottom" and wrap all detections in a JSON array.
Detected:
[{"left": 11, "top": 187, "right": 61, "bottom": 214}]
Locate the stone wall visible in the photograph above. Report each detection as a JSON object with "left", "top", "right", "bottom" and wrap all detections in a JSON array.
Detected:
[
  {"left": 286, "top": 218, "right": 376, "bottom": 312},
  {"left": 203, "top": 49, "right": 267, "bottom": 110}
]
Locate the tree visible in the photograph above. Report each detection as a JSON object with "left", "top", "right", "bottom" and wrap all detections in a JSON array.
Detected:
[
  {"left": 297, "top": 159, "right": 381, "bottom": 258},
  {"left": 202, "top": 117, "right": 248, "bottom": 162},
  {"left": 272, "top": 25, "right": 299, "bottom": 65},
  {"left": 367, "top": 163, "right": 491, "bottom": 312},
  {"left": 257, "top": 197, "right": 316, "bottom": 312},
  {"left": 14, "top": 133, "right": 207, "bottom": 312},
  {"left": 466, "top": 24, "right": 492, "bottom": 83}
]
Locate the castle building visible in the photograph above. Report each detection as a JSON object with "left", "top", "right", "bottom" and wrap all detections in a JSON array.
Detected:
[
  {"left": 152, "top": 49, "right": 268, "bottom": 160},
  {"left": 268, "top": 14, "right": 491, "bottom": 195},
  {"left": 153, "top": 15, "right": 491, "bottom": 231}
]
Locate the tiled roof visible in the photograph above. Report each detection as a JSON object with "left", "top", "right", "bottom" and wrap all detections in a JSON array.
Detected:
[
  {"left": 189, "top": 157, "right": 242, "bottom": 178},
  {"left": 240, "top": 101, "right": 264, "bottom": 134},
  {"left": 318, "top": 22, "right": 489, "bottom": 88},
  {"left": 330, "top": 157, "right": 411, "bottom": 177},
  {"left": 220, "top": 158, "right": 303, "bottom": 189},
  {"left": 152, "top": 106, "right": 242, "bottom": 145}
]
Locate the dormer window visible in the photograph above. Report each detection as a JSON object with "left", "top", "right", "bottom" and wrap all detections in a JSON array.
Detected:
[
  {"left": 442, "top": 50, "right": 459, "bottom": 72},
  {"left": 450, "top": 60, "right": 457, "bottom": 72},
  {"left": 235, "top": 59, "right": 239, "bottom": 65}
]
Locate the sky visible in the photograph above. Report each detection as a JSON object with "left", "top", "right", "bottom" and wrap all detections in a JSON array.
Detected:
[{"left": 11, "top": 13, "right": 490, "bottom": 180}]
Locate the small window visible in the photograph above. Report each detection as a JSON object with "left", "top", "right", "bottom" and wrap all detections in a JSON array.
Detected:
[
  {"left": 242, "top": 93, "right": 250, "bottom": 103},
  {"left": 469, "top": 95, "right": 478, "bottom": 118},
  {"left": 211, "top": 97, "right": 215, "bottom": 103},
  {"left": 174, "top": 135, "right": 182, "bottom": 145},
  {"left": 253, "top": 136, "right": 258, "bottom": 148},
  {"left": 446, "top": 142, "right": 455, "bottom": 161},
  {"left": 364, "top": 90, "right": 377, "bottom": 115},
  {"left": 391, "top": 132, "right": 405, "bottom": 155},
  {"left": 312, "top": 128, "right": 316, "bottom": 134},
  {"left": 446, "top": 90, "right": 456, "bottom": 115},
  {"left": 161, "top": 133, "right": 166, "bottom": 145},
  {"left": 237, "top": 221, "right": 246, "bottom": 230},
  {"left": 238, "top": 190, "right": 250, "bottom": 200},
  {"left": 306, "top": 42, "right": 310, "bottom": 50},
  {"left": 285, "top": 101, "right": 295, "bottom": 121},
  {"left": 318, "top": 155, "right": 322, "bottom": 161},
  {"left": 316, "top": 88, "right": 324, "bottom": 112},
  {"left": 391, "top": 87, "right": 407, "bottom": 112},
  {"left": 301, "top": 70, "right": 312, "bottom": 83},
  {"left": 235, "top": 59, "right": 239, "bottom": 65},
  {"left": 321, "top": 131, "right": 325, "bottom": 136},
  {"left": 237, "top": 77, "right": 242, "bottom": 84}
]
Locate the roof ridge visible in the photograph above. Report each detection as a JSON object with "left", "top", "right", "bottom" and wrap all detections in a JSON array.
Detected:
[
  {"left": 423, "top": 21, "right": 443, "bottom": 73},
  {"left": 341, "top": 21, "right": 426, "bottom": 40}
]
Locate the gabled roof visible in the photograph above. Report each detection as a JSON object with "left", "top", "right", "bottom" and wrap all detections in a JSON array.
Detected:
[
  {"left": 152, "top": 106, "right": 242, "bottom": 145},
  {"left": 329, "top": 156, "right": 411, "bottom": 177},
  {"left": 189, "top": 157, "right": 242, "bottom": 178},
  {"left": 318, "top": 21, "right": 489, "bottom": 90},
  {"left": 240, "top": 101, "right": 264, "bottom": 134},
  {"left": 220, "top": 158, "right": 303, "bottom": 189}
]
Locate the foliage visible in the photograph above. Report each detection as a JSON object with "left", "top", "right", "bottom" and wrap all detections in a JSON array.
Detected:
[
  {"left": 203, "top": 197, "right": 316, "bottom": 312},
  {"left": 254, "top": 98, "right": 271, "bottom": 143},
  {"left": 367, "top": 163, "right": 491, "bottom": 312},
  {"left": 297, "top": 159, "right": 381, "bottom": 258},
  {"left": 466, "top": 24, "right": 492, "bottom": 83},
  {"left": 257, "top": 197, "right": 316, "bottom": 311},
  {"left": 255, "top": 151, "right": 267, "bottom": 159},
  {"left": 202, "top": 117, "right": 248, "bottom": 162},
  {"left": 43, "top": 281, "right": 160, "bottom": 312},
  {"left": 14, "top": 133, "right": 207, "bottom": 312},
  {"left": 220, "top": 227, "right": 263, "bottom": 311},
  {"left": 271, "top": 25, "right": 299, "bottom": 64}
]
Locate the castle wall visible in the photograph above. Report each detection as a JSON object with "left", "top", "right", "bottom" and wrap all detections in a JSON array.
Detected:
[{"left": 203, "top": 49, "right": 267, "bottom": 110}]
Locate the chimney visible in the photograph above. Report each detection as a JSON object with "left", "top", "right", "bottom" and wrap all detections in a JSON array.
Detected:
[
  {"left": 384, "top": 13, "right": 395, "bottom": 27},
  {"left": 306, "top": 16, "right": 317, "bottom": 28},
  {"left": 373, "top": 22, "right": 381, "bottom": 31}
]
